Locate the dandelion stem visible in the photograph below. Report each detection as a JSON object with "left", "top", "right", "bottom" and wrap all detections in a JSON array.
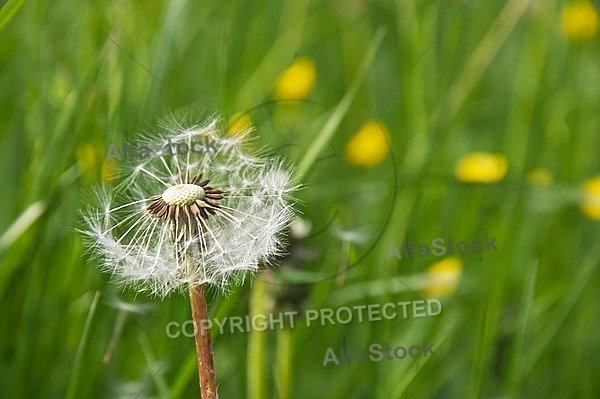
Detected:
[{"left": 189, "top": 283, "right": 218, "bottom": 399}]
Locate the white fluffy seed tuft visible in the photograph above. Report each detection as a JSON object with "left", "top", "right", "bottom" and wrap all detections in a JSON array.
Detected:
[{"left": 81, "top": 117, "right": 297, "bottom": 297}]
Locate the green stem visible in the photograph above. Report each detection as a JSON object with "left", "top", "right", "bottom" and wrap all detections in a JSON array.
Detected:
[
  {"left": 295, "top": 26, "right": 386, "bottom": 180},
  {"left": 247, "top": 278, "right": 268, "bottom": 399},
  {"left": 276, "top": 321, "right": 292, "bottom": 399},
  {"left": 65, "top": 291, "right": 101, "bottom": 399}
]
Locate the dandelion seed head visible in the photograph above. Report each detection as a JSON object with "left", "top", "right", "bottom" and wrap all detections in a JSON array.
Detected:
[
  {"left": 81, "top": 116, "right": 296, "bottom": 297},
  {"left": 162, "top": 184, "right": 206, "bottom": 206}
]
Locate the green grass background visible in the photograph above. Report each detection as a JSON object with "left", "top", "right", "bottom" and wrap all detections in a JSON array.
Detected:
[{"left": 1, "top": 0, "right": 600, "bottom": 398}]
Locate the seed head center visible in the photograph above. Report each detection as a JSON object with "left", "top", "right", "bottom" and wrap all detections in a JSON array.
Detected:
[{"left": 162, "top": 184, "right": 205, "bottom": 206}]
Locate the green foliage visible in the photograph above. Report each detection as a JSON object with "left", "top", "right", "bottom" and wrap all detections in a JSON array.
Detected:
[{"left": 1, "top": 0, "right": 600, "bottom": 398}]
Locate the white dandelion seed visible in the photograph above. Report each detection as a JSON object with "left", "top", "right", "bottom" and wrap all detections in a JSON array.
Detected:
[{"left": 81, "top": 117, "right": 297, "bottom": 298}]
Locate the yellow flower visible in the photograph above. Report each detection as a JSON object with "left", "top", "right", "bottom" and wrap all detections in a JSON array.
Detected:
[
  {"left": 422, "top": 256, "right": 463, "bottom": 298},
  {"left": 76, "top": 143, "right": 121, "bottom": 184},
  {"left": 580, "top": 175, "right": 600, "bottom": 219},
  {"left": 526, "top": 168, "right": 553, "bottom": 187},
  {"left": 76, "top": 144, "right": 99, "bottom": 174},
  {"left": 227, "top": 112, "right": 253, "bottom": 136},
  {"left": 560, "top": 1, "right": 599, "bottom": 41},
  {"left": 101, "top": 159, "right": 119, "bottom": 183},
  {"left": 345, "top": 120, "right": 390, "bottom": 167},
  {"left": 274, "top": 57, "right": 317, "bottom": 99},
  {"left": 454, "top": 152, "right": 508, "bottom": 183}
]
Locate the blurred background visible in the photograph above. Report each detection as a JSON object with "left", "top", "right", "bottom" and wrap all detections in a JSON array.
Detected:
[{"left": 1, "top": 0, "right": 600, "bottom": 398}]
